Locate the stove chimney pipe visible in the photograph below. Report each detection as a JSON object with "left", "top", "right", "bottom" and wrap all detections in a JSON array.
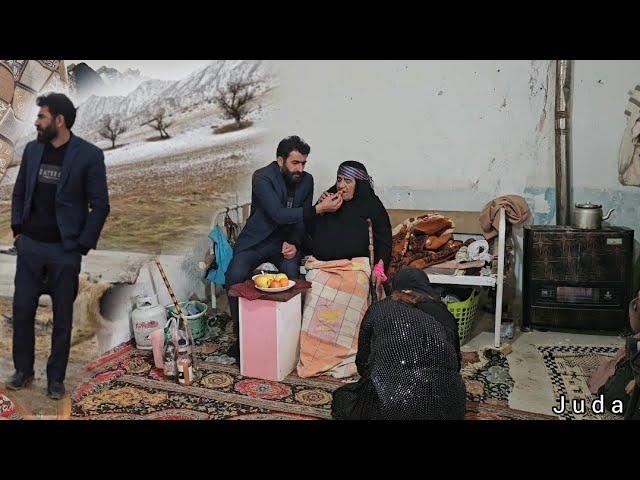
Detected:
[{"left": 555, "top": 60, "right": 573, "bottom": 226}]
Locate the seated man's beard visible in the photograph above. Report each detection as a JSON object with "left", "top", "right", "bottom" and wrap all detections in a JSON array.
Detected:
[
  {"left": 281, "top": 168, "right": 301, "bottom": 184},
  {"left": 37, "top": 124, "right": 58, "bottom": 143}
]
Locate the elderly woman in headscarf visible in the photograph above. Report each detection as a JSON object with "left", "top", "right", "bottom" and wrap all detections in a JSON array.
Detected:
[
  {"left": 309, "top": 160, "right": 392, "bottom": 275},
  {"left": 297, "top": 161, "right": 392, "bottom": 379},
  {"left": 331, "top": 267, "right": 466, "bottom": 420}
]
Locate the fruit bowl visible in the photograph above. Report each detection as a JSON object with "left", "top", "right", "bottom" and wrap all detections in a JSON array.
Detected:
[{"left": 251, "top": 275, "right": 295, "bottom": 293}]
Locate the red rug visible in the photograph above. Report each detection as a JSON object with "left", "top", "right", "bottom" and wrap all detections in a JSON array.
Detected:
[
  {"left": 72, "top": 341, "right": 341, "bottom": 420},
  {"left": 71, "top": 340, "right": 554, "bottom": 420},
  {"left": 0, "top": 386, "right": 31, "bottom": 420}
]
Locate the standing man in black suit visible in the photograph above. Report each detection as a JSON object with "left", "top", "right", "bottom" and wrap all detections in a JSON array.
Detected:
[{"left": 7, "top": 93, "right": 110, "bottom": 400}]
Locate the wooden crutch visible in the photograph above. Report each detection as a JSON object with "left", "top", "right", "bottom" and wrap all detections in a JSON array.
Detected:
[{"left": 367, "top": 219, "right": 378, "bottom": 303}]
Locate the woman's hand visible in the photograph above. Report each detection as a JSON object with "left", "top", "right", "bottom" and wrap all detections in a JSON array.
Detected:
[{"left": 372, "top": 260, "right": 387, "bottom": 300}]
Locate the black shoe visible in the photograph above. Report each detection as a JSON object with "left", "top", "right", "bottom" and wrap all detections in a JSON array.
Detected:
[
  {"left": 6, "top": 371, "right": 35, "bottom": 390},
  {"left": 47, "top": 381, "right": 65, "bottom": 400}
]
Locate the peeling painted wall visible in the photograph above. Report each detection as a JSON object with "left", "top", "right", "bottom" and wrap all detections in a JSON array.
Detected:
[
  {"left": 572, "top": 61, "right": 640, "bottom": 258},
  {"left": 535, "top": 62, "right": 640, "bottom": 290},
  {"left": 263, "top": 60, "right": 640, "bottom": 319},
  {"left": 268, "top": 60, "right": 640, "bottom": 224},
  {"left": 267, "top": 60, "right": 555, "bottom": 201}
]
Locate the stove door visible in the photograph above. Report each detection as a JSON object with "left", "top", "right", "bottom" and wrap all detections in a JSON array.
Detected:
[{"left": 533, "top": 283, "right": 624, "bottom": 308}]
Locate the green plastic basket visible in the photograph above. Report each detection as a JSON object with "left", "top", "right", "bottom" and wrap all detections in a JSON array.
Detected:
[
  {"left": 446, "top": 289, "right": 481, "bottom": 345},
  {"left": 164, "top": 301, "right": 208, "bottom": 340}
]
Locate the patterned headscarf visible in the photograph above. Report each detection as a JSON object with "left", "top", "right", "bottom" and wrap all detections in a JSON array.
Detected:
[{"left": 337, "top": 161, "right": 374, "bottom": 189}]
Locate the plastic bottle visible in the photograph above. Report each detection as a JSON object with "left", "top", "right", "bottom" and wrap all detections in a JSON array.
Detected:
[
  {"left": 163, "top": 340, "right": 178, "bottom": 381},
  {"left": 177, "top": 339, "right": 193, "bottom": 386}
]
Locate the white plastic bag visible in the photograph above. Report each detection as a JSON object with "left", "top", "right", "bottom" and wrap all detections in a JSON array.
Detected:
[{"left": 618, "top": 85, "right": 640, "bottom": 187}]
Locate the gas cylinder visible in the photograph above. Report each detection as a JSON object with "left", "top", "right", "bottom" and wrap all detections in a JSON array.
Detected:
[{"left": 131, "top": 294, "right": 167, "bottom": 350}]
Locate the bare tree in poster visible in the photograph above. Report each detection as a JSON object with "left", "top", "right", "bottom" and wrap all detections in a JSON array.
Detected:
[
  {"left": 214, "top": 77, "right": 260, "bottom": 128},
  {"left": 98, "top": 114, "right": 127, "bottom": 149},
  {"left": 141, "top": 107, "right": 172, "bottom": 139}
]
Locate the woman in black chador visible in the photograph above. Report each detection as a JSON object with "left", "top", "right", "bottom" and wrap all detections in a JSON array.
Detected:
[
  {"left": 298, "top": 161, "right": 392, "bottom": 379},
  {"left": 331, "top": 267, "right": 466, "bottom": 420},
  {"left": 307, "top": 160, "right": 392, "bottom": 275}
]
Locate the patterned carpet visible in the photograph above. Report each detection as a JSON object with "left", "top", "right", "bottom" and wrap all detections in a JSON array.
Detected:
[
  {"left": 72, "top": 334, "right": 344, "bottom": 420},
  {"left": 536, "top": 344, "right": 622, "bottom": 420},
  {"left": 0, "top": 387, "right": 30, "bottom": 420},
  {"left": 462, "top": 348, "right": 514, "bottom": 405},
  {"left": 461, "top": 347, "right": 554, "bottom": 420},
  {"left": 70, "top": 329, "right": 552, "bottom": 420},
  {"left": 465, "top": 401, "right": 555, "bottom": 420}
]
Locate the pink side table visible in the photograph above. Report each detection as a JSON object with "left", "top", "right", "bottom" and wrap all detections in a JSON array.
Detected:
[{"left": 239, "top": 293, "right": 302, "bottom": 381}]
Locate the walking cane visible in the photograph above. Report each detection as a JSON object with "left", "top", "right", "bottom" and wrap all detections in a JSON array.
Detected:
[
  {"left": 154, "top": 256, "right": 200, "bottom": 375},
  {"left": 367, "top": 219, "right": 378, "bottom": 303}
]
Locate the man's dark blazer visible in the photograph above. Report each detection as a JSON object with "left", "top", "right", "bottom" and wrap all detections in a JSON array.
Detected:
[
  {"left": 234, "top": 161, "right": 313, "bottom": 254},
  {"left": 11, "top": 134, "right": 110, "bottom": 253}
]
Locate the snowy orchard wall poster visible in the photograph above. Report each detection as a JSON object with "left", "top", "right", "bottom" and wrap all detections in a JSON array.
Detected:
[{"left": 0, "top": 60, "right": 276, "bottom": 255}]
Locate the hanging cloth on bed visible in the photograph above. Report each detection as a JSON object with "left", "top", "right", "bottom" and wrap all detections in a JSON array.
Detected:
[
  {"left": 479, "top": 195, "right": 531, "bottom": 240},
  {"left": 224, "top": 208, "right": 239, "bottom": 246},
  {"left": 206, "top": 225, "right": 233, "bottom": 286}
]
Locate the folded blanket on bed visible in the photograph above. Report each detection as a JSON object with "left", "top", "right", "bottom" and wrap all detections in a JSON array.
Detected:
[{"left": 388, "top": 213, "right": 464, "bottom": 279}]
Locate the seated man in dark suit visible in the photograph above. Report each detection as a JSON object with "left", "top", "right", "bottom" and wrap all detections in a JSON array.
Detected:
[{"left": 225, "top": 135, "right": 341, "bottom": 361}]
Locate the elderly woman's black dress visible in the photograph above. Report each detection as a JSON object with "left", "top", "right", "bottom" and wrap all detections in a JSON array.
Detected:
[
  {"left": 306, "top": 179, "right": 392, "bottom": 271},
  {"left": 331, "top": 268, "right": 466, "bottom": 420}
]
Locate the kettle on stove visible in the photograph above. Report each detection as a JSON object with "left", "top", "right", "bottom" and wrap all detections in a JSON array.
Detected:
[{"left": 572, "top": 202, "right": 615, "bottom": 229}]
